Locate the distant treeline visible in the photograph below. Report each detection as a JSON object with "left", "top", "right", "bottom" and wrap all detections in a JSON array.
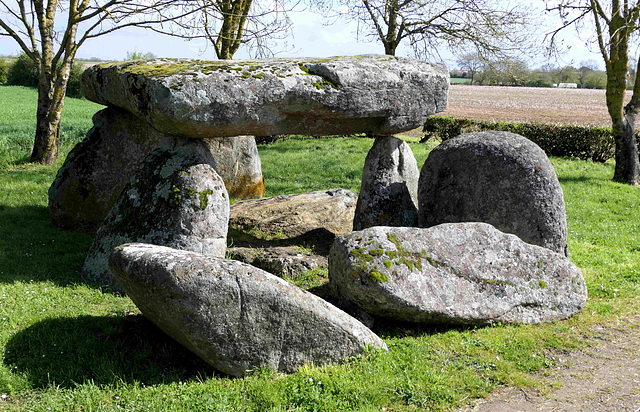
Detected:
[{"left": 451, "top": 54, "right": 618, "bottom": 89}]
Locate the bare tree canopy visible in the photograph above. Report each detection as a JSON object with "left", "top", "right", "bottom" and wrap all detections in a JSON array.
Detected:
[
  {"left": 171, "top": 0, "right": 296, "bottom": 60},
  {"left": 0, "top": 1, "right": 203, "bottom": 165},
  {"left": 547, "top": 0, "right": 640, "bottom": 185},
  {"left": 321, "top": 0, "right": 536, "bottom": 58}
]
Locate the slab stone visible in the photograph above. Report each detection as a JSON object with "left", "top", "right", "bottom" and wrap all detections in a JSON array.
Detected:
[
  {"left": 82, "top": 144, "right": 229, "bottom": 291},
  {"left": 229, "top": 189, "right": 357, "bottom": 241},
  {"left": 81, "top": 55, "right": 449, "bottom": 137},
  {"left": 109, "top": 243, "right": 387, "bottom": 377},
  {"left": 418, "top": 131, "right": 569, "bottom": 256},
  {"left": 329, "top": 224, "right": 587, "bottom": 325},
  {"left": 48, "top": 107, "right": 264, "bottom": 234},
  {"left": 353, "top": 135, "right": 419, "bottom": 230},
  {"left": 48, "top": 107, "right": 172, "bottom": 233},
  {"left": 202, "top": 135, "right": 265, "bottom": 199},
  {"left": 227, "top": 246, "right": 328, "bottom": 277}
]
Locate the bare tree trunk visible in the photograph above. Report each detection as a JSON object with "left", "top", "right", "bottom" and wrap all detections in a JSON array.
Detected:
[
  {"left": 30, "top": 63, "right": 69, "bottom": 165},
  {"left": 384, "top": 42, "right": 397, "bottom": 56},
  {"left": 612, "top": 115, "right": 640, "bottom": 185}
]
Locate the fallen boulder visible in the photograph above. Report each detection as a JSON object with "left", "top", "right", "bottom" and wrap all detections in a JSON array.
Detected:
[
  {"left": 109, "top": 243, "right": 387, "bottom": 377},
  {"left": 228, "top": 246, "right": 328, "bottom": 277},
  {"left": 353, "top": 135, "right": 419, "bottom": 230},
  {"left": 418, "top": 131, "right": 569, "bottom": 256},
  {"left": 329, "top": 224, "right": 587, "bottom": 325},
  {"left": 229, "top": 188, "right": 357, "bottom": 243},
  {"left": 81, "top": 55, "right": 449, "bottom": 137},
  {"left": 82, "top": 145, "right": 229, "bottom": 291}
]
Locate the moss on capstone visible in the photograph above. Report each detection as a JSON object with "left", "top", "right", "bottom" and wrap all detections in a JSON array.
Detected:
[
  {"left": 298, "top": 63, "right": 310, "bottom": 74},
  {"left": 350, "top": 247, "right": 374, "bottom": 263},
  {"left": 369, "top": 248, "right": 384, "bottom": 257},
  {"left": 366, "top": 269, "right": 389, "bottom": 283},
  {"left": 530, "top": 279, "right": 547, "bottom": 289}
]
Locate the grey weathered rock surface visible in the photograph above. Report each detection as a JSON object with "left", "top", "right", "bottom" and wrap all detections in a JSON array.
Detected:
[
  {"left": 82, "top": 145, "right": 229, "bottom": 291},
  {"left": 228, "top": 246, "right": 328, "bottom": 277},
  {"left": 418, "top": 131, "right": 569, "bottom": 256},
  {"left": 202, "top": 135, "right": 265, "bottom": 199},
  {"left": 81, "top": 55, "right": 449, "bottom": 137},
  {"left": 109, "top": 243, "right": 387, "bottom": 377},
  {"left": 48, "top": 107, "right": 172, "bottom": 233},
  {"left": 329, "top": 224, "right": 587, "bottom": 325},
  {"left": 229, "top": 189, "right": 357, "bottom": 241},
  {"left": 48, "top": 108, "right": 264, "bottom": 234},
  {"left": 353, "top": 135, "right": 419, "bottom": 230}
]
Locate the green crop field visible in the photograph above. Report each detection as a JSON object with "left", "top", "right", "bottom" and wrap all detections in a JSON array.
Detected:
[{"left": 0, "top": 85, "right": 639, "bottom": 411}]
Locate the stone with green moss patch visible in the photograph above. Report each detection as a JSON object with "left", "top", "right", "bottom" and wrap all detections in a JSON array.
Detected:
[
  {"left": 81, "top": 147, "right": 229, "bottom": 293},
  {"left": 328, "top": 224, "right": 587, "bottom": 325},
  {"left": 81, "top": 55, "right": 450, "bottom": 138}
]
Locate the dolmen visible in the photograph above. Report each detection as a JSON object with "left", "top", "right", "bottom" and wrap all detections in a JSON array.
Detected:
[{"left": 57, "top": 55, "right": 450, "bottom": 376}]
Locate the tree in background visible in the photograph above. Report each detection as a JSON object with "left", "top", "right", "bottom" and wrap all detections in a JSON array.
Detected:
[
  {"left": 172, "top": 0, "right": 296, "bottom": 60},
  {"left": 456, "top": 52, "right": 483, "bottom": 85},
  {"left": 547, "top": 0, "right": 640, "bottom": 185},
  {"left": 125, "top": 51, "right": 157, "bottom": 61},
  {"left": 0, "top": 1, "right": 201, "bottom": 165},
  {"left": 326, "top": 0, "right": 536, "bottom": 58}
]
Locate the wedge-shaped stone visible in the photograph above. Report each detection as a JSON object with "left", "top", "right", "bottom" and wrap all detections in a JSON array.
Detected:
[
  {"left": 82, "top": 145, "right": 229, "bottom": 292},
  {"left": 82, "top": 55, "right": 449, "bottom": 137},
  {"left": 109, "top": 243, "right": 387, "bottom": 377},
  {"left": 329, "top": 224, "right": 587, "bottom": 325},
  {"left": 229, "top": 189, "right": 357, "bottom": 240}
]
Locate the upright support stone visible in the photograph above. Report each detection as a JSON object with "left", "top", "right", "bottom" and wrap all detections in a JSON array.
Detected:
[
  {"left": 48, "top": 108, "right": 265, "bottom": 233},
  {"left": 203, "top": 136, "right": 265, "bottom": 199},
  {"left": 48, "top": 107, "right": 171, "bottom": 233},
  {"left": 354, "top": 135, "right": 419, "bottom": 230},
  {"left": 82, "top": 142, "right": 230, "bottom": 292}
]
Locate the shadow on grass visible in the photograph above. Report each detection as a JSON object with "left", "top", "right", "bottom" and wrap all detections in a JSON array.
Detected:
[
  {"left": 0, "top": 204, "right": 94, "bottom": 287},
  {"left": 557, "top": 175, "right": 604, "bottom": 185},
  {"left": 3, "top": 314, "right": 217, "bottom": 389}
]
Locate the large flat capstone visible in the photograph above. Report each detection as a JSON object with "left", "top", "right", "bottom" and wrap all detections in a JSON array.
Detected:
[{"left": 81, "top": 55, "right": 449, "bottom": 138}]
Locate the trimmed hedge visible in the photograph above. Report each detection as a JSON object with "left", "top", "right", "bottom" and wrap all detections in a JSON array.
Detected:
[
  {"left": 0, "top": 59, "right": 9, "bottom": 84},
  {"left": 423, "top": 116, "right": 616, "bottom": 163}
]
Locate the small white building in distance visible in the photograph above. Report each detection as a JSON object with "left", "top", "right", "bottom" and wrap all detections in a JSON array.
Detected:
[{"left": 557, "top": 83, "right": 578, "bottom": 88}]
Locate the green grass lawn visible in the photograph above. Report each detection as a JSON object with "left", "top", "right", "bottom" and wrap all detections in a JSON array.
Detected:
[
  {"left": 1, "top": 85, "right": 639, "bottom": 411},
  {"left": 0, "top": 86, "right": 103, "bottom": 168},
  {"left": 448, "top": 78, "right": 471, "bottom": 85}
]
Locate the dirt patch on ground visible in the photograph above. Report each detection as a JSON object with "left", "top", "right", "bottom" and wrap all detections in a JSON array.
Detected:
[
  {"left": 462, "top": 316, "right": 640, "bottom": 412},
  {"left": 439, "top": 85, "right": 632, "bottom": 127}
]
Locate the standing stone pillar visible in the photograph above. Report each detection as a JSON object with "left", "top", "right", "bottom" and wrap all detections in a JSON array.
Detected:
[{"left": 353, "top": 135, "right": 420, "bottom": 230}]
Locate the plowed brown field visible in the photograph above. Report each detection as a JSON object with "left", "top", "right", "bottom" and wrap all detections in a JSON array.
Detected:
[{"left": 439, "top": 85, "right": 633, "bottom": 127}]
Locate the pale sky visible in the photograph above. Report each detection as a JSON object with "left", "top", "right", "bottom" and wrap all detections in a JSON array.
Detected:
[{"left": 0, "top": 4, "right": 604, "bottom": 70}]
